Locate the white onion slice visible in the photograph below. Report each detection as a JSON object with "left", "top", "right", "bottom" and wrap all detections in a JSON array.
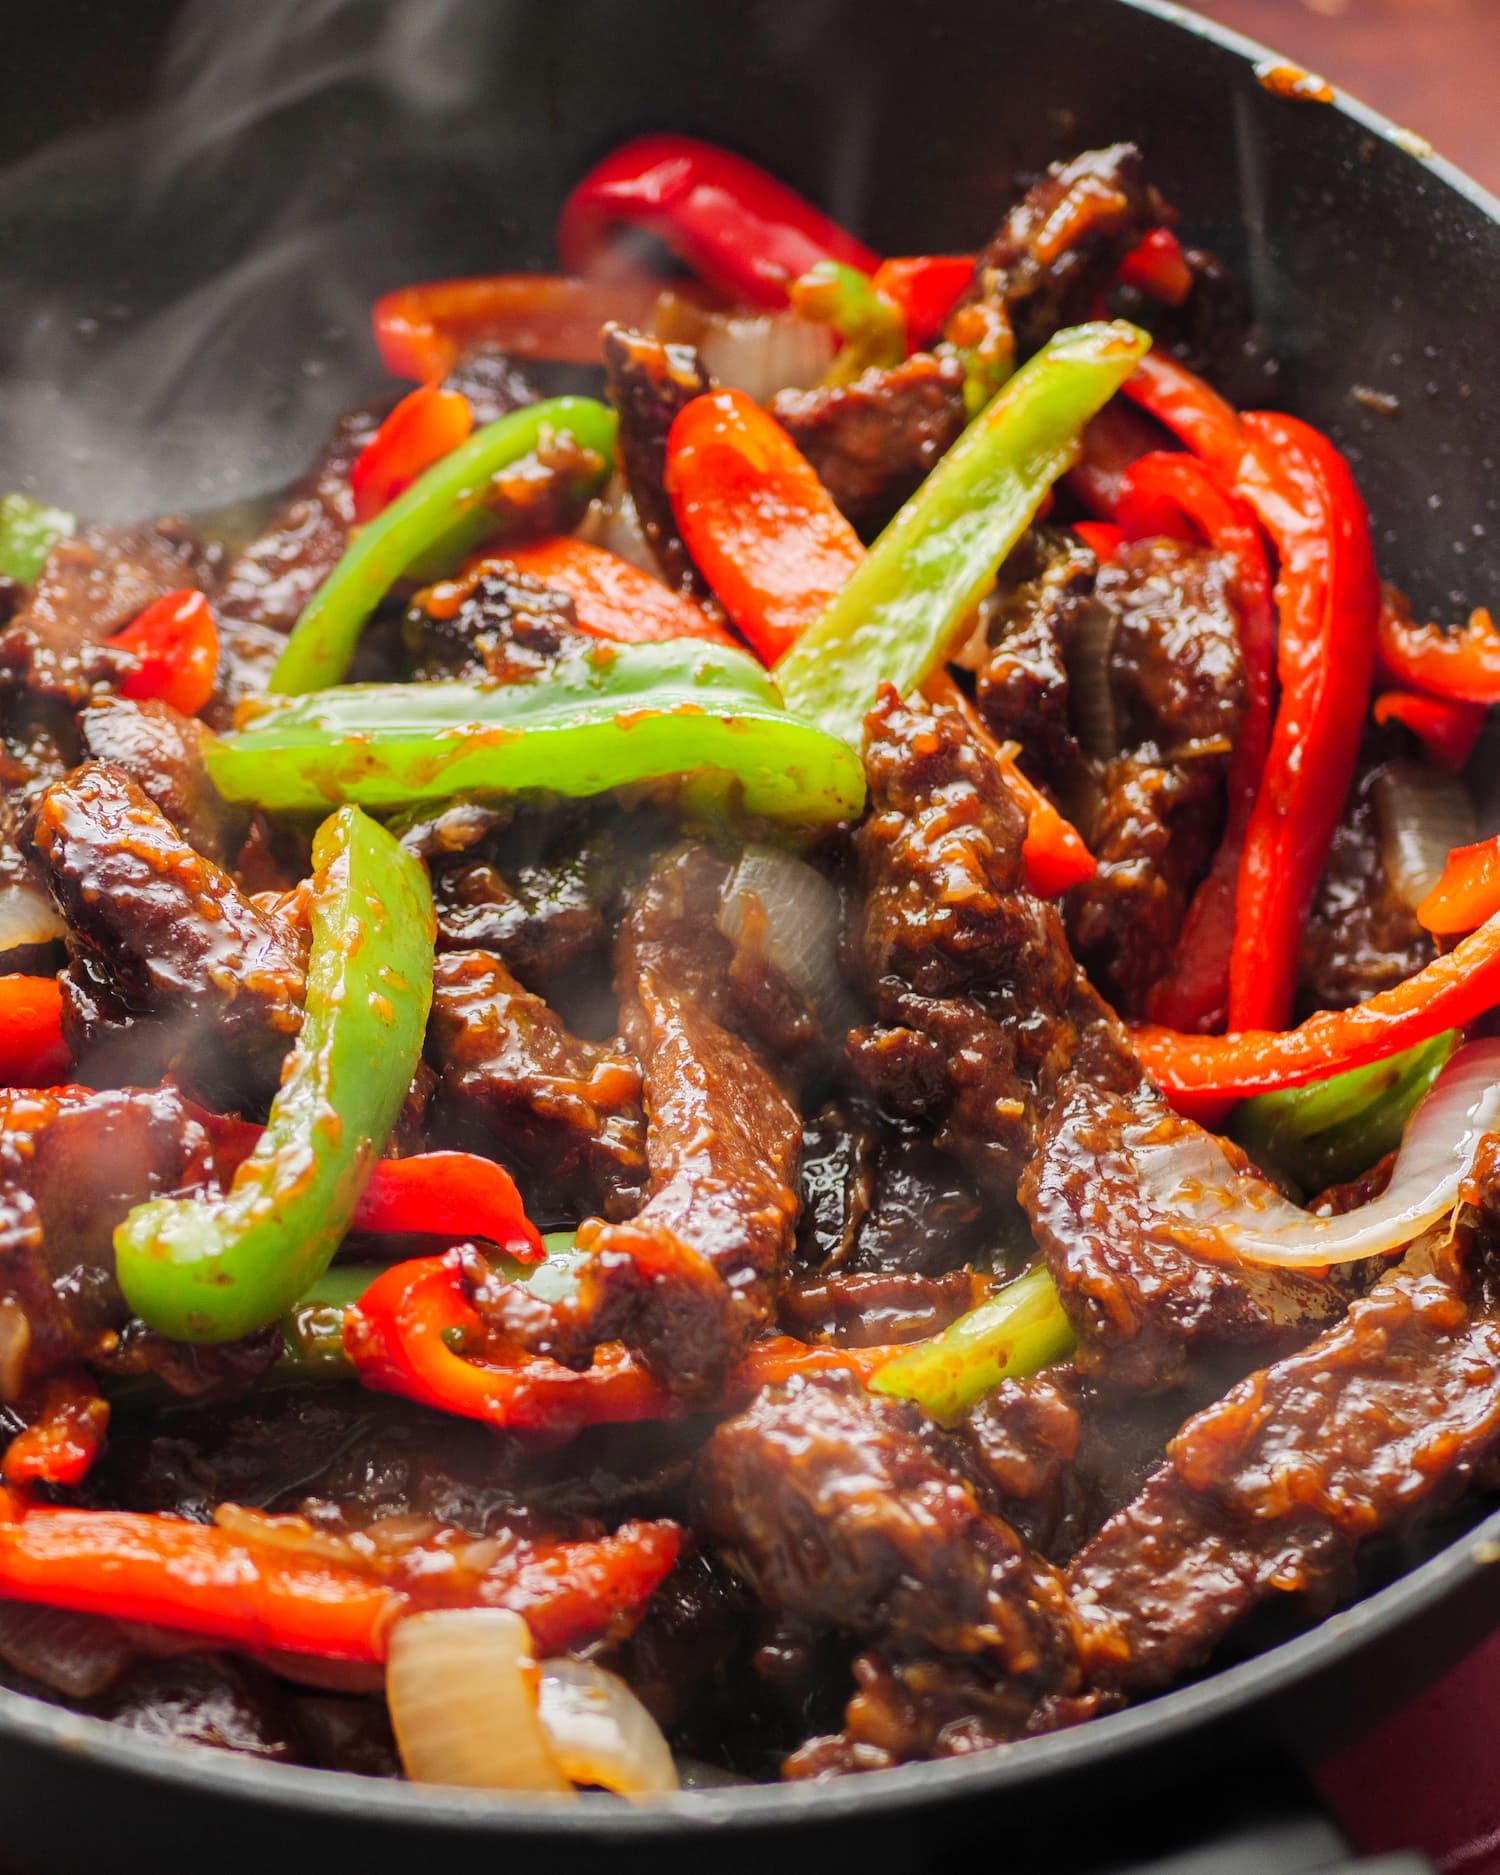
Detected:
[
  {"left": 573, "top": 474, "right": 661, "bottom": 577},
  {"left": 385, "top": 1609, "right": 572, "bottom": 1794},
  {"left": 537, "top": 1659, "right": 678, "bottom": 1796},
  {"left": 0, "top": 1601, "right": 135, "bottom": 1699},
  {"left": 653, "top": 291, "right": 836, "bottom": 402},
  {"left": 0, "top": 882, "right": 65, "bottom": 955},
  {"left": 718, "top": 845, "right": 861, "bottom": 1041},
  {"left": 1373, "top": 762, "right": 1476, "bottom": 912},
  {"left": 1138, "top": 1038, "right": 1500, "bottom": 1267}
]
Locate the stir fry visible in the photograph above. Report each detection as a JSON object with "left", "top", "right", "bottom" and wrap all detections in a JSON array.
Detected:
[{"left": 0, "top": 132, "right": 1497, "bottom": 1793}]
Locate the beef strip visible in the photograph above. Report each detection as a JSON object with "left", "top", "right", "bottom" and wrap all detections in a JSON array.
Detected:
[
  {"left": 403, "top": 563, "right": 591, "bottom": 683},
  {"left": 974, "top": 526, "right": 1099, "bottom": 774},
  {"left": 777, "top": 1269, "right": 977, "bottom": 1349},
  {"left": 770, "top": 352, "right": 967, "bottom": 536},
  {"left": 795, "top": 1101, "right": 995, "bottom": 1279},
  {"left": 1067, "top": 1220, "right": 1500, "bottom": 1697},
  {"left": 0, "top": 1084, "right": 219, "bottom": 1393},
  {"left": 77, "top": 694, "right": 236, "bottom": 862},
  {"left": 1065, "top": 538, "right": 1245, "bottom": 1016},
  {"left": 849, "top": 686, "right": 1137, "bottom": 1199},
  {"left": 1021, "top": 1075, "right": 1351, "bottom": 1392},
  {"left": 1299, "top": 750, "right": 1436, "bottom": 1014},
  {"left": 478, "top": 845, "right": 803, "bottom": 1398},
  {"left": 601, "top": 324, "right": 724, "bottom": 616},
  {"left": 426, "top": 948, "right": 647, "bottom": 1221},
  {"left": 0, "top": 520, "right": 213, "bottom": 707},
  {"left": 22, "top": 762, "right": 305, "bottom": 1105},
  {"left": 946, "top": 143, "right": 1160, "bottom": 371}
]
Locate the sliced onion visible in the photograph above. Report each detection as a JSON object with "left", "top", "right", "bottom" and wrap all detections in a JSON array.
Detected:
[
  {"left": 653, "top": 291, "right": 836, "bottom": 402},
  {"left": 0, "top": 1601, "right": 135, "bottom": 1699},
  {"left": 573, "top": 473, "right": 660, "bottom": 577},
  {"left": 536, "top": 1659, "right": 678, "bottom": 1796},
  {"left": 1137, "top": 1037, "right": 1500, "bottom": 1267},
  {"left": 1067, "top": 595, "right": 1120, "bottom": 762},
  {"left": 1373, "top": 761, "right": 1477, "bottom": 912},
  {"left": 385, "top": 1608, "right": 572, "bottom": 1794},
  {"left": 718, "top": 845, "right": 861, "bottom": 1040},
  {"left": 0, "top": 881, "right": 65, "bottom": 955}
]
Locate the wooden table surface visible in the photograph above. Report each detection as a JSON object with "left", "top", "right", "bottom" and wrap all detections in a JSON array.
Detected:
[{"left": 1194, "top": 0, "right": 1500, "bottom": 193}]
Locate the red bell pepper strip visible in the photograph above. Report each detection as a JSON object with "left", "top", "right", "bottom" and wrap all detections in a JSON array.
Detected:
[
  {"left": 482, "top": 535, "right": 734, "bottom": 647},
  {"left": 664, "top": 388, "right": 864, "bottom": 664},
  {"left": 0, "top": 1488, "right": 677, "bottom": 1663},
  {"left": 345, "top": 1254, "right": 899, "bottom": 1437},
  {"left": 0, "top": 978, "right": 70, "bottom": 1087},
  {"left": 1373, "top": 689, "right": 1487, "bottom": 772},
  {"left": 109, "top": 589, "right": 219, "bottom": 718},
  {"left": 1116, "top": 227, "right": 1194, "bottom": 306},
  {"left": 870, "top": 255, "right": 974, "bottom": 349},
  {"left": 1065, "top": 399, "right": 1167, "bottom": 519},
  {"left": 351, "top": 385, "right": 473, "bottom": 524},
  {"left": 924, "top": 671, "right": 1096, "bottom": 895},
  {"left": 1135, "top": 901, "right": 1500, "bottom": 1102},
  {"left": 1120, "top": 348, "right": 1244, "bottom": 476},
  {"left": 372, "top": 274, "right": 664, "bottom": 382},
  {"left": 1, "top": 1371, "right": 108, "bottom": 1489},
  {"left": 1376, "top": 590, "right": 1500, "bottom": 704},
  {"left": 1417, "top": 836, "right": 1500, "bottom": 937},
  {"left": 1119, "top": 452, "right": 1276, "bottom": 1034},
  {"left": 557, "top": 133, "right": 878, "bottom": 309},
  {"left": 1226, "top": 412, "right": 1379, "bottom": 1031},
  {"left": 1072, "top": 520, "right": 1125, "bottom": 563},
  {"left": 352, "top": 1153, "right": 544, "bottom": 1260}
]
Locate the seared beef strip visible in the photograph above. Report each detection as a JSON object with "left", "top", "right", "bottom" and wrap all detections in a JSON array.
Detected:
[
  {"left": 0, "top": 520, "right": 213, "bottom": 708},
  {"left": 850, "top": 686, "right": 1137, "bottom": 1198},
  {"left": 770, "top": 352, "right": 967, "bottom": 536},
  {"left": 0, "top": 1084, "right": 219, "bottom": 1393},
  {"left": 404, "top": 563, "right": 590, "bottom": 684},
  {"left": 1067, "top": 1220, "right": 1500, "bottom": 1696},
  {"left": 1300, "top": 748, "right": 1437, "bottom": 1014},
  {"left": 601, "top": 324, "right": 725, "bottom": 618},
  {"left": 974, "top": 526, "right": 1098, "bottom": 774},
  {"left": 1021, "top": 1075, "right": 1350, "bottom": 1392},
  {"left": 22, "top": 763, "right": 305, "bottom": 1105},
  {"left": 77, "top": 694, "right": 236, "bottom": 863},
  {"left": 1066, "top": 538, "right": 1245, "bottom": 1016},
  {"left": 946, "top": 142, "right": 1160, "bottom": 373},
  {"left": 426, "top": 947, "right": 647, "bottom": 1220},
  {"left": 777, "top": 1269, "right": 978, "bottom": 1349}
]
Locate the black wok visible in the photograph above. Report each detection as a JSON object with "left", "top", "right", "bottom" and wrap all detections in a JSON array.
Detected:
[{"left": 1, "top": 1, "right": 1497, "bottom": 1868}]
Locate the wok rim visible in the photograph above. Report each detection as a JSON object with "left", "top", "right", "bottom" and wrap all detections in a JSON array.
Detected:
[{"left": 6, "top": 0, "right": 1500, "bottom": 1836}]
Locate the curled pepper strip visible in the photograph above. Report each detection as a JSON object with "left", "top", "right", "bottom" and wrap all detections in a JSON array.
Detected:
[
  {"left": 372, "top": 274, "right": 664, "bottom": 381},
  {"left": 774, "top": 320, "right": 1152, "bottom": 747},
  {"left": 1135, "top": 901, "right": 1500, "bottom": 1102},
  {"left": 870, "top": 255, "right": 974, "bottom": 349},
  {"left": 109, "top": 589, "right": 220, "bottom": 718},
  {"left": 350, "top": 384, "right": 474, "bottom": 523},
  {"left": 1377, "top": 590, "right": 1500, "bottom": 704},
  {"left": 345, "top": 1255, "right": 899, "bottom": 1437},
  {"left": 1373, "top": 689, "right": 1487, "bottom": 772},
  {"left": 1418, "top": 835, "right": 1500, "bottom": 937},
  {"left": 664, "top": 388, "right": 865, "bottom": 665},
  {"left": 557, "top": 133, "right": 878, "bottom": 308},
  {"left": 0, "top": 978, "right": 70, "bottom": 1087},
  {"left": 0, "top": 1488, "right": 679, "bottom": 1664},
  {"left": 353, "top": 1153, "right": 543, "bottom": 1261},
  {"left": 206, "top": 640, "right": 867, "bottom": 827},
  {"left": 114, "top": 806, "right": 435, "bottom": 1343},
  {"left": 1227, "top": 412, "right": 1379, "bottom": 1031},
  {"left": 1115, "top": 227, "right": 1194, "bottom": 305},
  {"left": 272, "top": 396, "right": 617, "bottom": 696},
  {"left": 1, "top": 1370, "right": 108, "bottom": 1488}
]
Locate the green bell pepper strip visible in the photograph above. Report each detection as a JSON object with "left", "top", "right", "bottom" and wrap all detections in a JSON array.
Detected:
[
  {"left": 789, "top": 260, "right": 905, "bottom": 386},
  {"left": 206, "top": 640, "right": 867, "bottom": 826},
  {"left": 1233, "top": 1029, "right": 1457, "bottom": 1192},
  {"left": 0, "top": 493, "right": 74, "bottom": 584},
  {"left": 114, "top": 805, "right": 436, "bottom": 1344},
  {"left": 270, "top": 397, "right": 616, "bottom": 696},
  {"left": 775, "top": 321, "right": 1152, "bottom": 748},
  {"left": 869, "top": 1263, "right": 1075, "bottom": 1422}
]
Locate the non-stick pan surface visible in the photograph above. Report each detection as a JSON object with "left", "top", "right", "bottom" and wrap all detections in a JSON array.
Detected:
[{"left": 3, "top": 2, "right": 1500, "bottom": 1869}]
